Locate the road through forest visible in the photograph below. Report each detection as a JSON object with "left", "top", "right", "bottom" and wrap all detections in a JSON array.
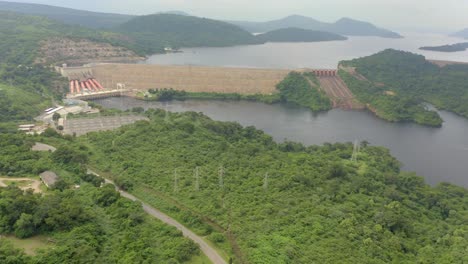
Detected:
[{"left": 96, "top": 174, "right": 227, "bottom": 264}]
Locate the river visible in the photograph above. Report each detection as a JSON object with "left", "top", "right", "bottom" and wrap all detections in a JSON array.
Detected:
[
  {"left": 92, "top": 97, "right": 468, "bottom": 188},
  {"left": 144, "top": 33, "right": 468, "bottom": 69}
]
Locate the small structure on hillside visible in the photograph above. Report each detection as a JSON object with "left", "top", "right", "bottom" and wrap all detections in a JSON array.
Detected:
[
  {"left": 32, "top": 142, "right": 57, "bottom": 152},
  {"left": 40, "top": 171, "right": 59, "bottom": 188}
]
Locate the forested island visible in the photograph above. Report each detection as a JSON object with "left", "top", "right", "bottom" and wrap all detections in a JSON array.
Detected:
[
  {"left": 255, "top": 28, "right": 347, "bottom": 43},
  {"left": 420, "top": 42, "right": 468, "bottom": 52},
  {"left": 340, "top": 49, "right": 468, "bottom": 126}
]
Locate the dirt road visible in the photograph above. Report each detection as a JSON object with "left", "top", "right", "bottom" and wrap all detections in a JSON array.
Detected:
[
  {"left": 96, "top": 174, "right": 226, "bottom": 264},
  {"left": 0, "top": 178, "right": 42, "bottom": 193}
]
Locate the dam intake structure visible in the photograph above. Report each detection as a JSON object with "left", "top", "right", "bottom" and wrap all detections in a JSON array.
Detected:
[{"left": 57, "top": 63, "right": 362, "bottom": 110}]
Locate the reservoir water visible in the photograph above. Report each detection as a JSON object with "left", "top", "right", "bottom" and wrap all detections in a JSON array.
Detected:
[
  {"left": 144, "top": 33, "right": 468, "bottom": 69},
  {"left": 93, "top": 97, "right": 468, "bottom": 188},
  {"left": 127, "top": 33, "right": 468, "bottom": 187}
]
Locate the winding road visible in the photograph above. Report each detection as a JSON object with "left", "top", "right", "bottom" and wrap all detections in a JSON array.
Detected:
[{"left": 96, "top": 174, "right": 226, "bottom": 264}]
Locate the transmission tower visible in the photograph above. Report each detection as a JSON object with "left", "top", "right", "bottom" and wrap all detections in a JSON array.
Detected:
[
  {"left": 164, "top": 104, "right": 170, "bottom": 123},
  {"left": 263, "top": 172, "right": 269, "bottom": 191},
  {"left": 194, "top": 166, "right": 200, "bottom": 191},
  {"left": 173, "top": 168, "right": 179, "bottom": 193},
  {"left": 351, "top": 140, "right": 361, "bottom": 162},
  {"left": 218, "top": 165, "right": 224, "bottom": 189}
]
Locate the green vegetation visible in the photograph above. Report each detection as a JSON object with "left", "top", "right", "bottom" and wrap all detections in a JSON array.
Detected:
[
  {"left": 0, "top": 83, "right": 49, "bottom": 123},
  {"left": 84, "top": 109, "right": 468, "bottom": 263},
  {"left": 0, "top": 1, "right": 134, "bottom": 29},
  {"left": 277, "top": 71, "right": 332, "bottom": 111},
  {"left": 420, "top": 42, "right": 468, "bottom": 52},
  {"left": 115, "top": 14, "right": 259, "bottom": 54},
  {"left": 339, "top": 49, "right": 468, "bottom": 126},
  {"left": 0, "top": 133, "right": 201, "bottom": 263},
  {"left": 1, "top": 235, "right": 49, "bottom": 256},
  {"left": 145, "top": 88, "right": 280, "bottom": 104},
  {"left": 255, "top": 27, "right": 347, "bottom": 43},
  {"left": 143, "top": 72, "right": 332, "bottom": 113}
]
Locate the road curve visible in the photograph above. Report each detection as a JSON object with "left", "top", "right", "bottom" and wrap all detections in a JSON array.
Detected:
[{"left": 99, "top": 176, "right": 226, "bottom": 264}]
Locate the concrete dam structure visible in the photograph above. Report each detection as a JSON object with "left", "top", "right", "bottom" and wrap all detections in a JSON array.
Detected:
[
  {"left": 58, "top": 63, "right": 362, "bottom": 109},
  {"left": 61, "top": 64, "right": 292, "bottom": 95}
]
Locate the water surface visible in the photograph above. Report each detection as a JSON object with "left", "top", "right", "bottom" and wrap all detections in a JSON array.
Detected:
[
  {"left": 93, "top": 97, "right": 468, "bottom": 188},
  {"left": 144, "top": 34, "right": 468, "bottom": 69}
]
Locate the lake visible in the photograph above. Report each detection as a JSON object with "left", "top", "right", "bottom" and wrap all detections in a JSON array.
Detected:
[
  {"left": 93, "top": 97, "right": 468, "bottom": 188},
  {"left": 144, "top": 33, "right": 468, "bottom": 69}
]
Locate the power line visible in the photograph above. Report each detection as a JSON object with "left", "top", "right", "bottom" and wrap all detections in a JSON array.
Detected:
[
  {"left": 218, "top": 165, "right": 224, "bottom": 189},
  {"left": 194, "top": 166, "right": 200, "bottom": 191},
  {"left": 173, "top": 168, "right": 179, "bottom": 193}
]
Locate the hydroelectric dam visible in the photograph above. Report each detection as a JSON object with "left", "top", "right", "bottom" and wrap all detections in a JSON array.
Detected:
[{"left": 57, "top": 63, "right": 361, "bottom": 109}]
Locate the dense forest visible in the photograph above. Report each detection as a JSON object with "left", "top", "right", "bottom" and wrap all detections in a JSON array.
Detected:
[
  {"left": 114, "top": 14, "right": 259, "bottom": 54},
  {"left": 339, "top": 49, "right": 468, "bottom": 126},
  {"left": 276, "top": 72, "right": 332, "bottom": 111},
  {"left": 0, "top": 133, "right": 202, "bottom": 263},
  {"left": 255, "top": 28, "right": 347, "bottom": 43},
  {"left": 83, "top": 109, "right": 467, "bottom": 263}
]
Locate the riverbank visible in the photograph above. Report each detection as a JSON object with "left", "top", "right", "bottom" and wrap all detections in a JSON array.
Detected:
[{"left": 91, "top": 97, "right": 468, "bottom": 187}]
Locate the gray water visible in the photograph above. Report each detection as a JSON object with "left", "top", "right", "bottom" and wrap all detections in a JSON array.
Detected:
[
  {"left": 144, "top": 33, "right": 468, "bottom": 69},
  {"left": 93, "top": 97, "right": 468, "bottom": 188}
]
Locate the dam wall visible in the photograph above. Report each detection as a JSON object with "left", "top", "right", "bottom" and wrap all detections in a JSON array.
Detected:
[{"left": 76, "top": 64, "right": 291, "bottom": 95}]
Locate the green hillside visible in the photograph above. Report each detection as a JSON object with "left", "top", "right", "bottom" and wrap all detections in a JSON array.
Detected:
[
  {"left": 340, "top": 49, "right": 468, "bottom": 125},
  {"left": 84, "top": 110, "right": 468, "bottom": 264},
  {"left": 115, "top": 14, "right": 259, "bottom": 54},
  {"left": 0, "top": 11, "right": 130, "bottom": 65},
  {"left": 0, "top": 83, "right": 50, "bottom": 123},
  {"left": 0, "top": 1, "right": 134, "bottom": 29},
  {"left": 255, "top": 27, "right": 347, "bottom": 43},
  {"left": 277, "top": 72, "right": 332, "bottom": 111},
  {"left": 0, "top": 133, "right": 201, "bottom": 263}
]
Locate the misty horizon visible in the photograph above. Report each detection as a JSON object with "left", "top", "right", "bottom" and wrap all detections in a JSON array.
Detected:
[{"left": 2, "top": 0, "right": 468, "bottom": 34}]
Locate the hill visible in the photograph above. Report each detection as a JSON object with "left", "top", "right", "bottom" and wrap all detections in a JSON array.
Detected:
[
  {"left": 85, "top": 109, "right": 468, "bottom": 263},
  {"left": 115, "top": 14, "right": 259, "bottom": 54},
  {"left": 0, "top": 11, "right": 138, "bottom": 65},
  {"left": 229, "top": 15, "right": 402, "bottom": 38},
  {"left": 255, "top": 27, "right": 347, "bottom": 43},
  {"left": 420, "top": 42, "right": 468, "bottom": 52},
  {"left": 451, "top": 28, "right": 468, "bottom": 39},
  {"left": 0, "top": 0, "right": 134, "bottom": 29},
  {"left": 0, "top": 133, "right": 202, "bottom": 263},
  {"left": 340, "top": 49, "right": 468, "bottom": 126}
]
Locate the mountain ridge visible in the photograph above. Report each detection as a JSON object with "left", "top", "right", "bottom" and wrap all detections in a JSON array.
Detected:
[{"left": 228, "top": 14, "right": 402, "bottom": 38}]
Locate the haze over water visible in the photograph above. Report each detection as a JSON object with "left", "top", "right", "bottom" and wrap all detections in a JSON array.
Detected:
[{"left": 145, "top": 33, "right": 468, "bottom": 69}]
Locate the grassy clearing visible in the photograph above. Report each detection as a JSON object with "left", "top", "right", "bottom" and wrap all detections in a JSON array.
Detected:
[{"left": 2, "top": 235, "right": 50, "bottom": 256}]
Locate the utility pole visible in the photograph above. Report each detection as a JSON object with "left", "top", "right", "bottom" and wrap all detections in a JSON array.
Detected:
[
  {"left": 351, "top": 140, "right": 360, "bottom": 162},
  {"left": 164, "top": 104, "right": 170, "bottom": 123},
  {"left": 194, "top": 166, "right": 200, "bottom": 191},
  {"left": 263, "top": 172, "right": 269, "bottom": 191},
  {"left": 218, "top": 165, "right": 224, "bottom": 189},
  {"left": 173, "top": 168, "right": 179, "bottom": 193}
]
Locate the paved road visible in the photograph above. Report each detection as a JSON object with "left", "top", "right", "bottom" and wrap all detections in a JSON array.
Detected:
[{"left": 97, "top": 175, "right": 226, "bottom": 264}]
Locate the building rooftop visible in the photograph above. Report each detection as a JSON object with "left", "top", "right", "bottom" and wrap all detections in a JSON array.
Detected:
[{"left": 40, "top": 171, "right": 59, "bottom": 188}]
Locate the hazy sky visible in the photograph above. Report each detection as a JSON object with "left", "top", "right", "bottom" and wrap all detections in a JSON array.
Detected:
[{"left": 7, "top": 0, "right": 468, "bottom": 32}]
